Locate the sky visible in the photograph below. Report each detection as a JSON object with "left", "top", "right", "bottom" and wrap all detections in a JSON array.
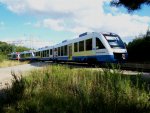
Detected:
[{"left": 0, "top": 0, "right": 150, "bottom": 48}]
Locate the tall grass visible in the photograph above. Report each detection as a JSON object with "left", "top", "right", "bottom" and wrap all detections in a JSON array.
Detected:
[
  {"left": 0, "top": 60, "right": 28, "bottom": 68},
  {"left": 0, "top": 65, "right": 150, "bottom": 113},
  {"left": 0, "top": 54, "right": 29, "bottom": 68},
  {"left": 0, "top": 54, "right": 6, "bottom": 62}
]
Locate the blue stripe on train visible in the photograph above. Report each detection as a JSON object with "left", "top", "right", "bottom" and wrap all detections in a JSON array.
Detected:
[
  {"left": 56, "top": 55, "right": 115, "bottom": 62},
  {"left": 39, "top": 54, "right": 127, "bottom": 63},
  {"left": 72, "top": 55, "right": 115, "bottom": 63},
  {"left": 40, "top": 57, "right": 53, "bottom": 61},
  {"left": 57, "top": 57, "right": 68, "bottom": 61}
]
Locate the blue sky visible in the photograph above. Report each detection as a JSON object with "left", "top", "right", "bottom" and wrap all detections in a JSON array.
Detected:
[{"left": 0, "top": 0, "right": 150, "bottom": 48}]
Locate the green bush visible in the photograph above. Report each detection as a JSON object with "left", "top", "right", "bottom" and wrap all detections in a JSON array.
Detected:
[
  {"left": 127, "top": 36, "right": 150, "bottom": 62},
  {"left": 0, "top": 54, "right": 6, "bottom": 62},
  {"left": 0, "top": 65, "right": 150, "bottom": 113}
]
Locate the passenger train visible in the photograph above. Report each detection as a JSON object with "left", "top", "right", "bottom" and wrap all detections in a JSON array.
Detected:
[{"left": 8, "top": 32, "right": 128, "bottom": 63}]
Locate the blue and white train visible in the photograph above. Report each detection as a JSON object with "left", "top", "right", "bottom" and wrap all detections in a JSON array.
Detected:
[{"left": 8, "top": 32, "right": 128, "bottom": 63}]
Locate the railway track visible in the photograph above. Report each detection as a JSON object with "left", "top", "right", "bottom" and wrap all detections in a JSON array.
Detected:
[
  {"left": 45, "top": 61, "right": 150, "bottom": 73},
  {"left": 121, "top": 63, "right": 150, "bottom": 72}
]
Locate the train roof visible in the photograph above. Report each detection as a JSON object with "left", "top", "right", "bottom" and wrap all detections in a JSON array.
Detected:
[
  {"left": 9, "top": 52, "right": 20, "bottom": 55},
  {"left": 54, "top": 32, "right": 96, "bottom": 47},
  {"left": 9, "top": 32, "right": 119, "bottom": 54},
  {"left": 37, "top": 46, "right": 53, "bottom": 51},
  {"left": 20, "top": 50, "right": 35, "bottom": 54}
]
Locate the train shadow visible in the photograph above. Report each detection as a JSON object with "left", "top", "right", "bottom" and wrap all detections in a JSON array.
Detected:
[{"left": 28, "top": 61, "right": 51, "bottom": 67}]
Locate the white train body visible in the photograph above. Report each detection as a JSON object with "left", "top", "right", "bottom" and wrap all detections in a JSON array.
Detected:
[
  {"left": 19, "top": 50, "right": 36, "bottom": 61},
  {"left": 8, "top": 52, "right": 20, "bottom": 60},
  {"left": 48, "top": 32, "right": 128, "bottom": 63},
  {"left": 8, "top": 32, "right": 128, "bottom": 63}
]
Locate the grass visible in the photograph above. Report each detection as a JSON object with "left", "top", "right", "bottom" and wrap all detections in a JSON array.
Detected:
[
  {"left": 0, "top": 60, "right": 29, "bottom": 68},
  {"left": 0, "top": 65, "right": 150, "bottom": 113},
  {"left": 0, "top": 54, "right": 29, "bottom": 68}
]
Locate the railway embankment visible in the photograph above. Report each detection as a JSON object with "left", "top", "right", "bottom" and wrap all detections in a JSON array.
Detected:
[{"left": 121, "top": 63, "right": 150, "bottom": 72}]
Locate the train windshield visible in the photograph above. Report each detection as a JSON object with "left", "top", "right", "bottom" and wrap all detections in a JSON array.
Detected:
[{"left": 103, "top": 34, "right": 125, "bottom": 49}]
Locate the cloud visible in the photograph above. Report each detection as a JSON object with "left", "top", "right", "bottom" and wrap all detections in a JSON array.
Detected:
[
  {"left": 2, "top": 36, "right": 54, "bottom": 49},
  {"left": 0, "top": 0, "right": 150, "bottom": 42},
  {"left": 43, "top": 19, "right": 64, "bottom": 31}
]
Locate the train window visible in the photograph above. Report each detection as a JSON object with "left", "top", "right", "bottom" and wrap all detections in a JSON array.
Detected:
[
  {"left": 45, "top": 51, "right": 47, "bottom": 57},
  {"left": 50, "top": 49, "right": 52, "bottom": 55},
  {"left": 44, "top": 51, "right": 46, "bottom": 57},
  {"left": 58, "top": 47, "right": 61, "bottom": 56},
  {"left": 61, "top": 46, "right": 63, "bottom": 56},
  {"left": 20, "top": 54, "right": 22, "bottom": 58},
  {"left": 74, "top": 42, "right": 78, "bottom": 52},
  {"left": 27, "top": 53, "right": 30, "bottom": 57},
  {"left": 13, "top": 54, "right": 16, "bottom": 58},
  {"left": 41, "top": 51, "right": 43, "bottom": 57},
  {"left": 43, "top": 51, "right": 44, "bottom": 57},
  {"left": 43, "top": 51, "right": 46, "bottom": 57},
  {"left": 46, "top": 50, "right": 49, "bottom": 57},
  {"left": 38, "top": 52, "right": 40, "bottom": 56},
  {"left": 64, "top": 45, "right": 67, "bottom": 56},
  {"left": 46, "top": 51, "right": 47, "bottom": 57},
  {"left": 43, "top": 51, "right": 45, "bottom": 57},
  {"left": 86, "top": 38, "right": 92, "bottom": 51},
  {"left": 79, "top": 40, "right": 84, "bottom": 52},
  {"left": 41, "top": 52, "right": 43, "bottom": 57},
  {"left": 96, "top": 38, "right": 105, "bottom": 49}
]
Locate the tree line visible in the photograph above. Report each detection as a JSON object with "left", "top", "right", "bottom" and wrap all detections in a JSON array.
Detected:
[
  {"left": 0, "top": 41, "right": 30, "bottom": 54},
  {"left": 110, "top": 0, "right": 150, "bottom": 12},
  {"left": 127, "top": 32, "right": 150, "bottom": 63},
  {"left": 0, "top": 41, "right": 30, "bottom": 61}
]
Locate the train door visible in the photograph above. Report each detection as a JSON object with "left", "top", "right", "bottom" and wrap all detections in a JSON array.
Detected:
[
  {"left": 68, "top": 44, "right": 72, "bottom": 60},
  {"left": 53, "top": 48, "right": 58, "bottom": 59}
]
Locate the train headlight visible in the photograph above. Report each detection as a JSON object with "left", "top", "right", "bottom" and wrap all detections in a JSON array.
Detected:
[{"left": 122, "top": 54, "right": 125, "bottom": 59}]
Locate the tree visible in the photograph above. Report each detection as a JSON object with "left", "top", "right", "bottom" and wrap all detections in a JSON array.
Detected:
[
  {"left": 15, "top": 46, "right": 30, "bottom": 52},
  {"left": 127, "top": 35, "right": 150, "bottom": 62},
  {"left": 110, "top": 0, "right": 150, "bottom": 12},
  {"left": 0, "top": 41, "right": 30, "bottom": 54}
]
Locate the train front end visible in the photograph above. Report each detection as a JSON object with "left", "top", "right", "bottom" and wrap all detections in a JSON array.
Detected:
[{"left": 102, "top": 33, "right": 128, "bottom": 63}]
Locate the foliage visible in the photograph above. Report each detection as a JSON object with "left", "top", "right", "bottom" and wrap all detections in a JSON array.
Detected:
[
  {"left": 0, "top": 41, "right": 30, "bottom": 61},
  {"left": 127, "top": 35, "right": 150, "bottom": 62},
  {"left": 0, "top": 54, "right": 6, "bottom": 62},
  {"left": 0, "top": 65, "right": 150, "bottom": 113},
  {"left": 110, "top": 0, "right": 150, "bottom": 12},
  {"left": 15, "top": 46, "right": 31, "bottom": 52},
  {"left": 0, "top": 41, "right": 30, "bottom": 54},
  {"left": 0, "top": 41, "right": 13, "bottom": 55}
]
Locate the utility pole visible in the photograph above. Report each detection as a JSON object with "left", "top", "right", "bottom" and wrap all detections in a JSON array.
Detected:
[{"left": 146, "top": 26, "right": 150, "bottom": 37}]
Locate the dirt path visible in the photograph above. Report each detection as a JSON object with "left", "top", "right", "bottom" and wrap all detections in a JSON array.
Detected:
[{"left": 0, "top": 62, "right": 48, "bottom": 89}]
